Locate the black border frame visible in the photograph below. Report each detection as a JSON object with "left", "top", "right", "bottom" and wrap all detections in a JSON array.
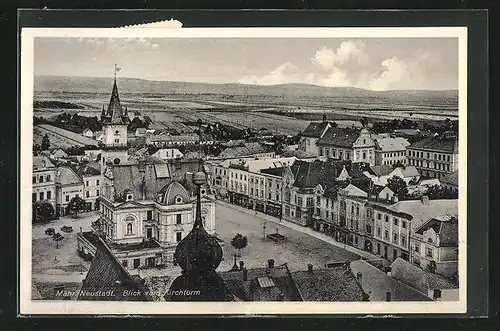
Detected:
[{"left": 9, "top": 8, "right": 489, "bottom": 321}]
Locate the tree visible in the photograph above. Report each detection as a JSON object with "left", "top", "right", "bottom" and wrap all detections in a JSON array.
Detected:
[
  {"left": 41, "top": 134, "right": 51, "bottom": 151},
  {"left": 53, "top": 232, "right": 64, "bottom": 249},
  {"left": 33, "top": 201, "right": 55, "bottom": 223},
  {"left": 230, "top": 233, "right": 248, "bottom": 257},
  {"left": 392, "top": 161, "right": 405, "bottom": 169},
  {"left": 68, "top": 195, "right": 86, "bottom": 218},
  {"left": 360, "top": 117, "right": 369, "bottom": 128},
  {"left": 387, "top": 175, "right": 408, "bottom": 199}
]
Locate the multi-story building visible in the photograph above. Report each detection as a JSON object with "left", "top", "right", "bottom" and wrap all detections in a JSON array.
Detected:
[
  {"left": 410, "top": 215, "right": 458, "bottom": 278},
  {"left": 218, "top": 142, "right": 275, "bottom": 159},
  {"left": 75, "top": 162, "right": 102, "bottom": 211},
  {"left": 406, "top": 133, "right": 459, "bottom": 179},
  {"left": 317, "top": 127, "right": 376, "bottom": 166},
  {"left": 77, "top": 158, "right": 216, "bottom": 271},
  {"left": 440, "top": 170, "right": 459, "bottom": 195},
  {"left": 32, "top": 155, "right": 57, "bottom": 209},
  {"left": 374, "top": 137, "right": 410, "bottom": 166},
  {"left": 299, "top": 119, "right": 331, "bottom": 156},
  {"left": 55, "top": 166, "right": 84, "bottom": 216},
  {"left": 150, "top": 148, "right": 184, "bottom": 160}
]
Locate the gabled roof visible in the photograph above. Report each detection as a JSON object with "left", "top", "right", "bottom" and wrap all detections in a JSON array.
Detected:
[
  {"left": 291, "top": 267, "right": 365, "bottom": 301},
  {"left": 390, "top": 199, "right": 458, "bottom": 231},
  {"left": 75, "top": 162, "right": 101, "bottom": 177},
  {"left": 375, "top": 137, "right": 410, "bottom": 152},
  {"left": 56, "top": 166, "right": 83, "bottom": 186},
  {"left": 78, "top": 237, "right": 150, "bottom": 301},
  {"left": 350, "top": 260, "right": 432, "bottom": 301},
  {"left": 440, "top": 170, "right": 458, "bottom": 186},
  {"left": 408, "top": 136, "right": 459, "bottom": 153},
  {"left": 260, "top": 166, "right": 287, "bottom": 177},
  {"left": 414, "top": 215, "right": 458, "bottom": 247},
  {"left": 33, "top": 155, "right": 55, "bottom": 170},
  {"left": 396, "top": 166, "right": 420, "bottom": 178},
  {"left": 316, "top": 126, "right": 360, "bottom": 148},
  {"left": 301, "top": 121, "right": 330, "bottom": 138},
  {"left": 369, "top": 165, "right": 393, "bottom": 177},
  {"left": 390, "top": 258, "right": 458, "bottom": 294}
]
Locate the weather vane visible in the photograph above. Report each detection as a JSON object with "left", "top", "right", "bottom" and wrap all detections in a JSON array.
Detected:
[{"left": 114, "top": 64, "right": 122, "bottom": 80}]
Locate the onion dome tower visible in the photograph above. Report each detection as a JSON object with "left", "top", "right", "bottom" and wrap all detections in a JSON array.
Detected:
[{"left": 165, "top": 170, "right": 231, "bottom": 301}]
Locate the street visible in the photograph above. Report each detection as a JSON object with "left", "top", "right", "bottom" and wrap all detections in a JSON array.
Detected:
[{"left": 214, "top": 202, "right": 359, "bottom": 272}]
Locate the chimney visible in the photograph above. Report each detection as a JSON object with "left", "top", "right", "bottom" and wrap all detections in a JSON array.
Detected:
[
  {"left": 421, "top": 195, "right": 429, "bottom": 205},
  {"left": 307, "top": 264, "right": 313, "bottom": 273},
  {"left": 242, "top": 268, "right": 248, "bottom": 281},
  {"left": 386, "top": 292, "right": 392, "bottom": 302},
  {"left": 268, "top": 259, "right": 275, "bottom": 269},
  {"left": 239, "top": 261, "right": 245, "bottom": 270}
]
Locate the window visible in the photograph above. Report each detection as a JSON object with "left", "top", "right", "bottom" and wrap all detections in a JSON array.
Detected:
[
  {"left": 339, "top": 151, "right": 343, "bottom": 158},
  {"left": 32, "top": 176, "right": 36, "bottom": 184},
  {"left": 147, "top": 210, "right": 153, "bottom": 220},
  {"left": 96, "top": 189, "right": 99, "bottom": 196},
  {"left": 97, "top": 179, "right": 100, "bottom": 185},
  {"left": 319, "top": 148, "right": 323, "bottom": 156},
  {"left": 351, "top": 205, "right": 354, "bottom": 214},
  {"left": 176, "top": 214, "right": 182, "bottom": 225},
  {"left": 326, "top": 210, "right": 329, "bottom": 218},
  {"left": 39, "top": 192, "right": 44, "bottom": 200},
  {"left": 402, "top": 220, "right": 407, "bottom": 229},
  {"left": 268, "top": 193, "right": 272, "bottom": 200},
  {"left": 122, "top": 260, "right": 128, "bottom": 268},
  {"left": 384, "top": 230, "right": 389, "bottom": 240},
  {"left": 332, "top": 150, "right": 336, "bottom": 157},
  {"left": 385, "top": 215, "right": 389, "bottom": 223},
  {"left": 46, "top": 175, "right": 51, "bottom": 181},
  {"left": 277, "top": 194, "right": 280, "bottom": 201},
  {"left": 393, "top": 233, "right": 398, "bottom": 243},
  {"left": 47, "top": 191, "right": 51, "bottom": 200},
  {"left": 285, "top": 205, "right": 290, "bottom": 216},
  {"left": 426, "top": 247, "right": 433, "bottom": 258},
  {"left": 114, "top": 139, "right": 120, "bottom": 143},
  {"left": 32, "top": 193, "right": 36, "bottom": 203},
  {"left": 297, "top": 196, "right": 303, "bottom": 206},
  {"left": 447, "top": 155, "right": 451, "bottom": 162},
  {"left": 86, "top": 181, "right": 89, "bottom": 187},
  {"left": 176, "top": 232, "right": 182, "bottom": 242},
  {"left": 356, "top": 206, "right": 359, "bottom": 215},
  {"left": 377, "top": 227, "right": 381, "bottom": 238},
  {"left": 366, "top": 224, "right": 372, "bottom": 235},
  {"left": 306, "top": 197, "right": 314, "bottom": 207},
  {"left": 39, "top": 176, "right": 43, "bottom": 183},
  {"left": 250, "top": 188, "right": 254, "bottom": 195},
  {"left": 126, "top": 223, "right": 133, "bottom": 235},
  {"left": 115, "top": 130, "right": 120, "bottom": 135},
  {"left": 316, "top": 196, "right": 321, "bottom": 205},
  {"left": 377, "top": 213, "right": 381, "bottom": 220},
  {"left": 363, "top": 152, "right": 366, "bottom": 159},
  {"left": 133, "top": 259, "right": 140, "bottom": 269},
  {"left": 414, "top": 244, "right": 420, "bottom": 252},
  {"left": 377, "top": 243, "right": 381, "bottom": 254},
  {"left": 401, "top": 236, "right": 406, "bottom": 247},
  {"left": 346, "top": 152, "right": 350, "bottom": 159},
  {"left": 394, "top": 218, "right": 399, "bottom": 226},
  {"left": 86, "top": 191, "right": 90, "bottom": 198}
]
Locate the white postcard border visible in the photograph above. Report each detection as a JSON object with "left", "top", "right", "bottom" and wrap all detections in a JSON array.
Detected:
[{"left": 20, "top": 27, "right": 468, "bottom": 315}]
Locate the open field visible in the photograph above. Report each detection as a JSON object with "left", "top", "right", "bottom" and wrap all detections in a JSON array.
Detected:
[{"left": 34, "top": 124, "right": 99, "bottom": 149}]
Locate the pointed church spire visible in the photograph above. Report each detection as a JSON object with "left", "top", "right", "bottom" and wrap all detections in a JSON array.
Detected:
[{"left": 102, "top": 66, "right": 129, "bottom": 125}]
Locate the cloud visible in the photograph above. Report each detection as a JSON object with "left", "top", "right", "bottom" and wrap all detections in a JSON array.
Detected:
[
  {"left": 77, "top": 37, "right": 160, "bottom": 50},
  {"left": 311, "top": 41, "right": 368, "bottom": 70},
  {"left": 238, "top": 41, "right": 434, "bottom": 91}
]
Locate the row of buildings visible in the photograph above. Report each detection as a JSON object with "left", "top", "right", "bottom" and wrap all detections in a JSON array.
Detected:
[
  {"left": 299, "top": 119, "right": 459, "bottom": 179},
  {"left": 209, "top": 155, "right": 458, "bottom": 279}
]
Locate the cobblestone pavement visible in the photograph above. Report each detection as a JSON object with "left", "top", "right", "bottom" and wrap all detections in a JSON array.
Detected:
[{"left": 214, "top": 202, "right": 362, "bottom": 272}]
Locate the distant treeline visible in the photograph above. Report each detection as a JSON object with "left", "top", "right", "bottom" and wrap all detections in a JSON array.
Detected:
[{"left": 34, "top": 100, "right": 85, "bottom": 109}]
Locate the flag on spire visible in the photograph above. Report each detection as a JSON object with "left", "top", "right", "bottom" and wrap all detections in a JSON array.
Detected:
[{"left": 114, "top": 64, "right": 122, "bottom": 79}]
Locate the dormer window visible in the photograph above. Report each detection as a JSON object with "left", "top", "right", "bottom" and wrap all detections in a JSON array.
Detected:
[{"left": 175, "top": 196, "right": 183, "bottom": 204}]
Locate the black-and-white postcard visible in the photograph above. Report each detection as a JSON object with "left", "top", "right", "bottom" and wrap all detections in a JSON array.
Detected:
[{"left": 20, "top": 26, "right": 467, "bottom": 315}]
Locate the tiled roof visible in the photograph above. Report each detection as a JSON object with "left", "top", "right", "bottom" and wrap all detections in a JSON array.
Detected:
[
  {"left": 33, "top": 155, "right": 55, "bottom": 170},
  {"left": 316, "top": 126, "right": 360, "bottom": 148},
  {"left": 369, "top": 165, "right": 393, "bottom": 177},
  {"left": 218, "top": 142, "right": 270, "bottom": 158},
  {"left": 390, "top": 258, "right": 458, "bottom": 294},
  {"left": 219, "top": 264, "right": 302, "bottom": 301},
  {"left": 350, "top": 260, "right": 432, "bottom": 301},
  {"left": 301, "top": 121, "right": 330, "bottom": 138},
  {"left": 291, "top": 267, "right": 365, "bottom": 302},
  {"left": 148, "top": 134, "right": 199, "bottom": 142},
  {"left": 110, "top": 159, "right": 203, "bottom": 202},
  {"left": 260, "top": 166, "right": 286, "bottom": 177},
  {"left": 375, "top": 137, "right": 410, "bottom": 152},
  {"left": 56, "top": 166, "right": 83, "bottom": 186},
  {"left": 245, "top": 157, "right": 297, "bottom": 173},
  {"left": 408, "top": 136, "right": 459, "bottom": 153},
  {"left": 398, "top": 166, "right": 420, "bottom": 178},
  {"left": 414, "top": 215, "right": 458, "bottom": 247},
  {"left": 390, "top": 199, "right": 458, "bottom": 231},
  {"left": 78, "top": 237, "right": 150, "bottom": 301},
  {"left": 440, "top": 170, "right": 458, "bottom": 186},
  {"left": 75, "top": 162, "right": 101, "bottom": 177}
]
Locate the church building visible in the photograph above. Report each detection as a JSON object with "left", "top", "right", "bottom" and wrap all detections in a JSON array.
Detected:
[{"left": 77, "top": 73, "right": 216, "bottom": 271}]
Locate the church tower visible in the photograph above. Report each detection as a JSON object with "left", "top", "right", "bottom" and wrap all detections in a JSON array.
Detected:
[{"left": 100, "top": 65, "right": 130, "bottom": 170}]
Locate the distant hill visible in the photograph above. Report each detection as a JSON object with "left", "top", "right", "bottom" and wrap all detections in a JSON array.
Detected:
[{"left": 34, "top": 75, "right": 458, "bottom": 105}]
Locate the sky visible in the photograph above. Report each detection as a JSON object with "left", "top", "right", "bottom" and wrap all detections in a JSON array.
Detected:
[{"left": 34, "top": 37, "right": 459, "bottom": 91}]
